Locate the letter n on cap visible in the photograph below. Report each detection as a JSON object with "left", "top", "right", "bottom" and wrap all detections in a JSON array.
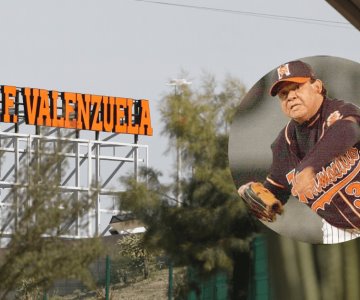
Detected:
[{"left": 277, "top": 64, "right": 290, "bottom": 79}]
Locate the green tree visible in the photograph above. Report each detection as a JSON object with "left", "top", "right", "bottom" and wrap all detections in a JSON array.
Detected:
[
  {"left": 0, "top": 137, "right": 103, "bottom": 299},
  {"left": 117, "top": 233, "right": 158, "bottom": 280},
  {"left": 120, "top": 73, "right": 258, "bottom": 299}
]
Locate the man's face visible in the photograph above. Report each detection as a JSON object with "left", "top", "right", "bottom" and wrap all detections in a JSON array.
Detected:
[{"left": 277, "top": 79, "right": 323, "bottom": 124}]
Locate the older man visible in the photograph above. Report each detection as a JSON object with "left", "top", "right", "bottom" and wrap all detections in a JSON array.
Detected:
[{"left": 239, "top": 60, "right": 360, "bottom": 244}]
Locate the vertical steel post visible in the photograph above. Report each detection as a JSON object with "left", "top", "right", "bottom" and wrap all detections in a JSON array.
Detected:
[
  {"left": 105, "top": 255, "right": 111, "bottom": 300},
  {"left": 168, "top": 261, "right": 173, "bottom": 300},
  {"left": 175, "top": 85, "right": 181, "bottom": 207},
  {"left": 88, "top": 142, "right": 93, "bottom": 237},
  {"left": 14, "top": 137, "right": 19, "bottom": 230},
  {"left": 75, "top": 141, "right": 80, "bottom": 236},
  {"left": 95, "top": 143, "right": 100, "bottom": 236},
  {"left": 134, "top": 135, "right": 138, "bottom": 181}
]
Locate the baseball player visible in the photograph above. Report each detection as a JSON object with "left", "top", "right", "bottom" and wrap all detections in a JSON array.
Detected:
[{"left": 238, "top": 60, "right": 360, "bottom": 244}]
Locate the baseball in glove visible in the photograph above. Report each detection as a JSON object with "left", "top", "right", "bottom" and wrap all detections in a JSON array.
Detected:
[{"left": 238, "top": 182, "right": 283, "bottom": 222}]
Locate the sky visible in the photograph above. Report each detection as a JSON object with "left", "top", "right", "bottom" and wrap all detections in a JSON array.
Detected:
[{"left": 0, "top": 0, "right": 359, "bottom": 180}]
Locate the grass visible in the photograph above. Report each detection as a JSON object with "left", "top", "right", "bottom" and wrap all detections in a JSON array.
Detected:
[{"left": 53, "top": 267, "right": 185, "bottom": 300}]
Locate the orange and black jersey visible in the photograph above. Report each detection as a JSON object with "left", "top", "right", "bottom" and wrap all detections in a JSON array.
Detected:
[{"left": 264, "top": 97, "right": 360, "bottom": 229}]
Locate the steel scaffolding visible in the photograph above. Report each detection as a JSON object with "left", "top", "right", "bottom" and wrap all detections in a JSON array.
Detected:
[{"left": 0, "top": 131, "right": 148, "bottom": 242}]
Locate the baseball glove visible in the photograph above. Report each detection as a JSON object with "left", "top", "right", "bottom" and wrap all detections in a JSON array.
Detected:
[{"left": 238, "top": 182, "right": 283, "bottom": 222}]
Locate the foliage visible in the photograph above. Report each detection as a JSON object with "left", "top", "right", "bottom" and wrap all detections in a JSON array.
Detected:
[
  {"left": 117, "top": 233, "right": 157, "bottom": 280},
  {"left": 0, "top": 138, "right": 104, "bottom": 299},
  {"left": 14, "top": 278, "right": 42, "bottom": 300},
  {"left": 119, "top": 73, "right": 257, "bottom": 298},
  {"left": 95, "top": 287, "right": 114, "bottom": 300}
]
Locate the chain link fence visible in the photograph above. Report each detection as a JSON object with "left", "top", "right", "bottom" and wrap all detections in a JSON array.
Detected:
[{"left": 46, "top": 254, "right": 179, "bottom": 299}]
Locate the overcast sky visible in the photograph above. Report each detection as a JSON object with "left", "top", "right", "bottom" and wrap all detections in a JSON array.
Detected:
[{"left": 0, "top": 0, "right": 359, "bottom": 179}]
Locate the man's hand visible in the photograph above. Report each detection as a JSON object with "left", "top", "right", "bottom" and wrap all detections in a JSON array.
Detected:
[
  {"left": 238, "top": 182, "right": 283, "bottom": 222},
  {"left": 293, "top": 167, "right": 316, "bottom": 196}
]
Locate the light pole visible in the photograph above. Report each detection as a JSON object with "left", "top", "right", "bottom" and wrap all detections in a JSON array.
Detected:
[{"left": 166, "top": 79, "right": 192, "bottom": 206}]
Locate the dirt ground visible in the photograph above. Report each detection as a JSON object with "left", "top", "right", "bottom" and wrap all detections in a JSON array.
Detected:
[
  {"left": 65, "top": 268, "right": 183, "bottom": 300},
  {"left": 111, "top": 269, "right": 169, "bottom": 300}
]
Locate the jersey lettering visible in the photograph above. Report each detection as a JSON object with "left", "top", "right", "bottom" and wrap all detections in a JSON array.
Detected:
[{"left": 286, "top": 147, "right": 360, "bottom": 210}]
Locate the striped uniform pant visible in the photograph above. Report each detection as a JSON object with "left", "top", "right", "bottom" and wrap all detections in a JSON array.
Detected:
[{"left": 322, "top": 219, "right": 360, "bottom": 244}]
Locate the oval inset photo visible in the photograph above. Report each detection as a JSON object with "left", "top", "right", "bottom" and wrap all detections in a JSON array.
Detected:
[{"left": 229, "top": 55, "right": 360, "bottom": 244}]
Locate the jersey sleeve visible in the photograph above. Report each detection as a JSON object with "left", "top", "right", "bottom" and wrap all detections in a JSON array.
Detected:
[
  {"left": 263, "top": 133, "right": 292, "bottom": 204},
  {"left": 263, "top": 177, "right": 291, "bottom": 205},
  {"left": 335, "top": 101, "right": 360, "bottom": 124}
]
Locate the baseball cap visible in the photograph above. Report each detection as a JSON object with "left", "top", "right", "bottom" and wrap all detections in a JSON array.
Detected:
[{"left": 269, "top": 60, "right": 316, "bottom": 96}]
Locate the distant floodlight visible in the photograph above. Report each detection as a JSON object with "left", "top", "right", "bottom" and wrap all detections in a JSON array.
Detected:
[
  {"left": 165, "top": 78, "right": 191, "bottom": 207},
  {"left": 166, "top": 78, "right": 192, "bottom": 86}
]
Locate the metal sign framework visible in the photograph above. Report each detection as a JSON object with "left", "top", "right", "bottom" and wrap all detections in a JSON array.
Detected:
[{"left": 0, "top": 129, "right": 148, "bottom": 242}]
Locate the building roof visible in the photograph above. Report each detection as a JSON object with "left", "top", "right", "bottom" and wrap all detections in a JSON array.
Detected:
[
  {"left": 326, "top": 0, "right": 360, "bottom": 30},
  {"left": 108, "top": 213, "right": 145, "bottom": 235}
]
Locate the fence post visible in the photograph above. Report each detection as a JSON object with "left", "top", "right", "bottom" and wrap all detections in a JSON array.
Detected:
[
  {"left": 168, "top": 260, "right": 173, "bottom": 300},
  {"left": 105, "top": 255, "right": 111, "bottom": 300},
  {"left": 250, "top": 235, "right": 269, "bottom": 300}
]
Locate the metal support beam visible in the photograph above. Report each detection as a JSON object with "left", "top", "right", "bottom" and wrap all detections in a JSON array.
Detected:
[{"left": 0, "top": 132, "right": 148, "bottom": 243}]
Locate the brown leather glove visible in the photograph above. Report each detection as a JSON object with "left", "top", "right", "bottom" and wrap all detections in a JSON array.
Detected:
[{"left": 238, "top": 182, "right": 284, "bottom": 222}]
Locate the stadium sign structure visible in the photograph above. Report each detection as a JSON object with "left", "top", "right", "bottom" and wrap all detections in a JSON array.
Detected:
[
  {"left": 0, "top": 85, "right": 153, "bottom": 136},
  {"left": 0, "top": 84, "right": 150, "bottom": 243}
]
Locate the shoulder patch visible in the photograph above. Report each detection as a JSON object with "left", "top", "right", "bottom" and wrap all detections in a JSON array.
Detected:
[{"left": 326, "top": 110, "right": 343, "bottom": 127}]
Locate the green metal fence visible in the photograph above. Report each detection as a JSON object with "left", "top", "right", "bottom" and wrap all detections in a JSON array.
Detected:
[
  {"left": 249, "top": 235, "right": 270, "bottom": 300},
  {"left": 187, "top": 268, "right": 228, "bottom": 300},
  {"left": 19, "top": 236, "right": 270, "bottom": 299}
]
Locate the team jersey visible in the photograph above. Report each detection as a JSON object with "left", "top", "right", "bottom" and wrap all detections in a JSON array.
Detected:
[{"left": 264, "top": 97, "right": 360, "bottom": 229}]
